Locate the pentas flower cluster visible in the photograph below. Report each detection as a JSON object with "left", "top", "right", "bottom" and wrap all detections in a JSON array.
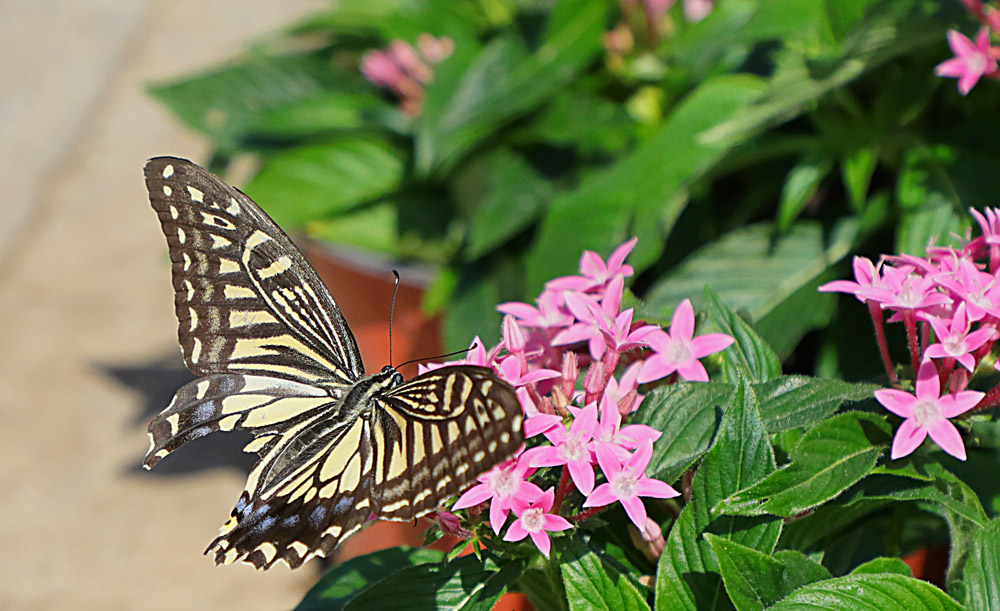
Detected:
[
  {"left": 820, "top": 207, "right": 1000, "bottom": 461},
  {"left": 430, "top": 238, "right": 734, "bottom": 557},
  {"left": 360, "top": 34, "right": 454, "bottom": 116},
  {"left": 935, "top": 0, "right": 1000, "bottom": 94}
]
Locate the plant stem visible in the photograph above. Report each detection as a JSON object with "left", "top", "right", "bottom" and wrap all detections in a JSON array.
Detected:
[
  {"left": 868, "top": 301, "right": 898, "bottom": 384},
  {"left": 553, "top": 466, "right": 572, "bottom": 512},
  {"left": 571, "top": 506, "right": 605, "bottom": 523}
]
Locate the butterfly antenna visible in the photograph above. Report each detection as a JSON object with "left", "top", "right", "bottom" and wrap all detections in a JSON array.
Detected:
[
  {"left": 389, "top": 270, "right": 400, "bottom": 367},
  {"left": 395, "top": 343, "right": 479, "bottom": 371}
]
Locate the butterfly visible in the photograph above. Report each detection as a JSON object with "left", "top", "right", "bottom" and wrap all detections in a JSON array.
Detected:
[{"left": 141, "top": 157, "right": 524, "bottom": 569}]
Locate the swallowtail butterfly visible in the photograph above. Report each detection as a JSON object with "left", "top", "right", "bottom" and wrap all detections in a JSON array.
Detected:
[{"left": 141, "top": 157, "right": 524, "bottom": 569}]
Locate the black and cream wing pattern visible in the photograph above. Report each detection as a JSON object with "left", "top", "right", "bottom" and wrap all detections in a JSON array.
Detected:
[{"left": 141, "top": 157, "right": 524, "bottom": 569}]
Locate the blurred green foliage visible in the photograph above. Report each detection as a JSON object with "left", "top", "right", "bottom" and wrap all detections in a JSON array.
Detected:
[{"left": 150, "top": 0, "right": 996, "bottom": 374}]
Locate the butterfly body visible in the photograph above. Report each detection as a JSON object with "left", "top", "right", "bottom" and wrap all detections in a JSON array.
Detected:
[{"left": 141, "top": 157, "right": 523, "bottom": 569}]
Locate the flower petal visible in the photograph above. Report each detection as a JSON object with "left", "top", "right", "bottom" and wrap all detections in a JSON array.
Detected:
[
  {"left": 528, "top": 530, "right": 552, "bottom": 558},
  {"left": 620, "top": 496, "right": 648, "bottom": 530},
  {"left": 635, "top": 477, "right": 679, "bottom": 499},
  {"left": 689, "top": 333, "right": 735, "bottom": 358},
  {"left": 567, "top": 460, "right": 595, "bottom": 495},
  {"left": 489, "top": 498, "right": 508, "bottom": 534},
  {"left": 926, "top": 419, "right": 967, "bottom": 460},
  {"left": 543, "top": 514, "right": 573, "bottom": 532},
  {"left": 583, "top": 484, "right": 618, "bottom": 508},
  {"left": 452, "top": 483, "right": 493, "bottom": 510},
  {"left": 504, "top": 521, "right": 528, "bottom": 542},
  {"left": 874, "top": 389, "right": 917, "bottom": 418},
  {"left": 670, "top": 299, "right": 696, "bottom": 340},
  {"left": 891, "top": 418, "right": 927, "bottom": 459}
]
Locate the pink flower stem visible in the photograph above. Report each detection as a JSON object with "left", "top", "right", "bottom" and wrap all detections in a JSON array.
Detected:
[
  {"left": 939, "top": 358, "right": 956, "bottom": 389},
  {"left": 903, "top": 310, "right": 920, "bottom": 378},
  {"left": 868, "top": 302, "right": 898, "bottom": 384},
  {"left": 571, "top": 506, "right": 606, "bottom": 523},
  {"left": 553, "top": 466, "right": 572, "bottom": 513}
]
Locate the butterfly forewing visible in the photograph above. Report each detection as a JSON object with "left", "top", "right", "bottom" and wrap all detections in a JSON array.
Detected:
[
  {"left": 144, "top": 157, "right": 363, "bottom": 386},
  {"left": 142, "top": 157, "right": 525, "bottom": 570}
]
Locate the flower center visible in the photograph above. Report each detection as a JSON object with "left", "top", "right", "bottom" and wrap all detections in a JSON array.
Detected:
[
  {"left": 610, "top": 467, "right": 638, "bottom": 498},
  {"left": 491, "top": 468, "right": 518, "bottom": 499},
  {"left": 912, "top": 399, "right": 941, "bottom": 427},
  {"left": 560, "top": 434, "right": 588, "bottom": 462},
  {"left": 665, "top": 339, "right": 692, "bottom": 365},
  {"left": 942, "top": 336, "right": 965, "bottom": 357},
  {"left": 520, "top": 507, "right": 545, "bottom": 533}
]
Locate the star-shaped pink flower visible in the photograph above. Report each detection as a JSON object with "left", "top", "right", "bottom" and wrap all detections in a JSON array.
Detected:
[
  {"left": 452, "top": 450, "right": 543, "bottom": 534},
  {"left": 637, "top": 299, "right": 734, "bottom": 383},
  {"left": 503, "top": 488, "right": 572, "bottom": 557},
  {"left": 546, "top": 237, "right": 637, "bottom": 292},
  {"left": 583, "top": 441, "right": 679, "bottom": 529},
  {"left": 875, "top": 360, "right": 984, "bottom": 460},
  {"left": 935, "top": 28, "right": 997, "bottom": 95},
  {"left": 525, "top": 403, "right": 600, "bottom": 494},
  {"left": 921, "top": 302, "right": 996, "bottom": 371}
]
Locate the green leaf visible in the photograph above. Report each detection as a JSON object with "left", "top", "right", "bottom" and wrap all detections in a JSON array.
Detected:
[
  {"left": 703, "top": 288, "right": 782, "bottom": 384},
  {"left": 755, "top": 376, "right": 880, "bottom": 432},
  {"left": 526, "top": 75, "right": 766, "bottom": 292},
  {"left": 965, "top": 519, "right": 1000, "bottom": 610},
  {"left": 631, "top": 382, "right": 733, "bottom": 484},
  {"left": 245, "top": 137, "right": 404, "bottom": 228},
  {"left": 517, "top": 566, "right": 568, "bottom": 611},
  {"left": 343, "top": 553, "right": 522, "bottom": 610},
  {"left": 643, "top": 221, "right": 857, "bottom": 335},
  {"left": 850, "top": 557, "right": 914, "bottom": 577},
  {"left": 655, "top": 379, "right": 781, "bottom": 610},
  {"left": 824, "top": 0, "right": 876, "bottom": 42},
  {"left": 716, "top": 412, "right": 891, "bottom": 517},
  {"left": 295, "top": 547, "right": 444, "bottom": 611},
  {"left": 754, "top": 270, "right": 838, "bottom": 360},
  {"left": 777, "top": 155, "right": 834, "bottom": 231},
  {"left": 706, "top": 534, "right": 786, "bottom": 611},
  {"left": 247, "top": 89, "right": 399, "bottom": 138},
  {"left": 701, "top": 12, "right": 943, "bottom": 146},
  {"left": 149, "top": 54, "right": 356, "bottom": 150},
  {"left": 559, "top": 537, "right": 650, "bottom": 611},
  {"left": 841, "top": 145, "right": 879, "bottom": 210},
  {"left": 416, "top": 0, "right": 606, "bottom": 174},
  {"left": 451, "top": 149, "right": 554, "bottom": 259},
  {"left": 861, "top": 460, "right": 988, "bottom": 528},
  {"left": 769, "top": 573, "right": 961, "bottom": 610},
  {"left": 529, "top": 89, "right": 635, "bottom": 155}
]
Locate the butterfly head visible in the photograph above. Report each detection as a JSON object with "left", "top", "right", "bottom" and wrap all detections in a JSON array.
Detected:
[{"left": 380, "top": 365, "right": 405, "bottom": 387}]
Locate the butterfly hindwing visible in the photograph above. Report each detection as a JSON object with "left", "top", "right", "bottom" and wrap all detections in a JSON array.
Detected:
[
  {"left": 144, "top": 157, "right": 363, "bottom": 386},
  {"left": 371, "top": 366, "right": 524, "bottom": 520}
]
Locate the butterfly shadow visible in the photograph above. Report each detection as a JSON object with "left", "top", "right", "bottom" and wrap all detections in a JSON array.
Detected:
[{"left": 101, "top": 353, "right": 256, "bottom": 477}]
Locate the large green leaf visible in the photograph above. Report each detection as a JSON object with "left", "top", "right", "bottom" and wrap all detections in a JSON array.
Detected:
[
  {"left": 526, "top": 75, "right": 767, "bottom": 293},
  {"left": 769, "top": 573, "right": 961, "bottom": 610},
  {"left": 655, "top": 379, "right": 781, "bottom": 610},
  {"left": 559, "top": 537, "right": 650, "bottom": 611},
  {"left": 706, "top": 536, "right": 831, "bottom": 611},
  {"left": 343, "top": 553, "right": 522, "bottom": 610},
  {"left": 295, "top": 547, "right": 444, "bottom": 611},
  {"left": 964, "top": 519, "right": 1000, "bottom": 610},
  {"left": 755, "top": 376, "right": 879, "bottom": 432},
  {"left": 703, "top": 288, "right": 782, "bottom": 384},
  {"left": 631, "top": 382, "right": 733, "bottom": 484},
  {"left": 715, "top": 412, "right": 891, "bottom": 517},
  {"left": 451, "top": 148, "right": 554, "bottom": 259},
  {"left": 415, "top": 0, "right": 606, "bottom": 174},
  {"left": 245, "top": 137, "right": 404, "bottom": 228},
  {"left": 643, "top": 221, "right": 857, "bottom": 330},
  {"left": 149, "top": 54, "right": 361, "bottom": 149}
]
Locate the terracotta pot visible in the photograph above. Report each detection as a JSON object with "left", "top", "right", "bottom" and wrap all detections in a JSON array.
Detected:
[{"left": 901, "top": 546, "right": 948, "bottom": 586}]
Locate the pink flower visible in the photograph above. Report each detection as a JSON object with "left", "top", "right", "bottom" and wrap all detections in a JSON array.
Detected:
[
  {"left": 933, "top": 257, "right": 1000, "bottom": 321},
  {"left": 498, "top": 290, "right": 574, "bottom": 330},
  {"left": 935, "top": 28, "right": 997, "bottom": 95},
  {"left": 503, "top": 488, "right": 572, "bottom": 557},
  {"left": 605, "top": 362, "right": 644, "bottom": 412},
  {"left": 547, "top": 238, "right": 637, "bottom": 292},
  {"left": 526, "top": 404, "right": 600, "bottom": 494},
  {"left": 638, "top": 299, "right": 734, "bottom": 383},
  {"left": 452, "top": 451, "right": 543, "bottom": 534},
  {"left": 875, "top": 360, "right": 984, "bottom": 460},
  {"left": 818, "top": 256, "right": 883, "bottom": 303},
  {"left": 417, "top": 336, "right": 502, "bottom": 374},
  {"left": 584, "top": 442, "right": 679, "bottom": 529},
  {"left": 497, "top": 355, "right": 560, "bottom": 389},
  {"left": 588, "top": 394, "right": 662, "bottom": 461},
  {"left": 921, "top": 302, "right": 996, "bottom": 371},
  {"left": 552, "top": 275, "right": 627, "bottom": 358}
]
